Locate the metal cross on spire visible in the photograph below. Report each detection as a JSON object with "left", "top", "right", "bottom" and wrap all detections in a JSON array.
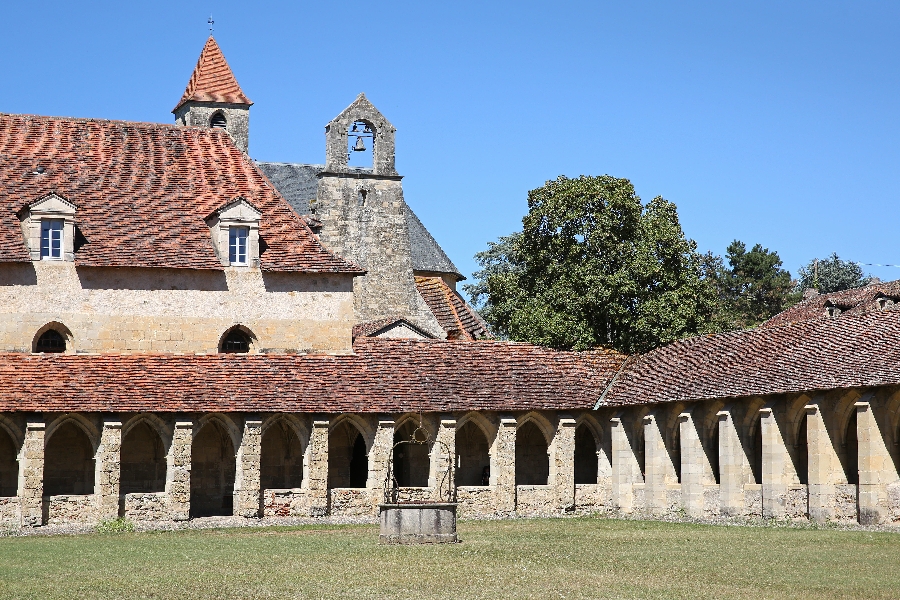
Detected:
[{"left": 208, "top": 15, "right": 214, "bottom": 34}]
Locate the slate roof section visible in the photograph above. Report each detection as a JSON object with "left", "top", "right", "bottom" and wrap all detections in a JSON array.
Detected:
[
  {"left": 601, "top": 310, "right": 900, "bottom": 407},
  {"left": 173, "top": 36, "right": 252, "bottom": 112},
  {"left": 761, "top": 280, "right": 900, "bottom": 328},
  {"left": 0, "top": 114, "right": 362, "bottom": 273},
  {"left": 415, "top": 276, "right": 490, "bottom": 340},
  {"left": 0, "top": 339, "right": 625, "bottom": 413},
  {"left": 254, "top": 161, "right": 463, "bottom": 279}
]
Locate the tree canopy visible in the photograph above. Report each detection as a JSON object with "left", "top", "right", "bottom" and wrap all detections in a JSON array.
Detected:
[
  {"left": 464, "top": 175, "right": 717, "bottom": 354},
  {"left": 796, "top": 253, "right": 870, "bottom": 293}
]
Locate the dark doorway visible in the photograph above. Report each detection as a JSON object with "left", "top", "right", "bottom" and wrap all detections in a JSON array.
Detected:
[
  {"left": 44, "top": 422, "right": 94, "bottom": 496},
  {"left": 261, "top": 422, "right": 304, "bottom": 490},
  {"left": 574, "top": 425, "right": 598, "bottom": 485},
  {"left": 121, "top": 422, "right": 166, "bottom": 494},
  {"left": 328, "top": 421, "right": 368, "bottom": 488},
  {"left": 190, "top": 421, "right": 236, "bottom": 517}
]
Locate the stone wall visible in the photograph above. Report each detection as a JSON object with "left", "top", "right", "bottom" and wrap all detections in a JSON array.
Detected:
[
  {"left": 0, "top": 264, "right": 354, "bottom": 355},
  {"left": 0, "top": 388, "right": 898, "bottom": 527}
]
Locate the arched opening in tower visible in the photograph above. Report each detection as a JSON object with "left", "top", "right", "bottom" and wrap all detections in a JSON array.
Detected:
[
  {"left": 455, "top": 421, "right": 490, "bottom": 486},
  {"left": 328, "top": 421, "right": 368, "bottom": 489},
  {"left": 44, "top": 422, "right": 95, "bottom": 496},
  {"left": 392, "top": 421, "right": 430, "bottom": 487},
  {"left": 515, "top": 421, "right": 549, "bottom": 486},
  {"left": 261, "top": 421, "right": 304, "bottom": 490},
  {"left": 121, "top": 422, "right": 167, "bottom": 494},
  {"left": 347, "top": 120, "right": 374, "bottom": 169},
  {"left": 574, "top": 425, "right": 598, "bottom": 485},
  {"left": 190, "top": 421, "right": 236, "bottom": 517}
]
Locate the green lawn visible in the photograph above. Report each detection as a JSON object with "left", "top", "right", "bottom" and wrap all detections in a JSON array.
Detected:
[{"left": 0, "top": 518, "right": 897, "bottom": 599}]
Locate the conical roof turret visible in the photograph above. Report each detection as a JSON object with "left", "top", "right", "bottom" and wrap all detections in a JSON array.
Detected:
[{"left": 172, "top": 36, "right": 252, "bottom": 113}]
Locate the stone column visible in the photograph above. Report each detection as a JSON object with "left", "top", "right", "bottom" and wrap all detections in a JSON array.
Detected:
[
  {"left": 717, "top": 408, "right": 745, "bottom": 516},
  {"left": 303, "top": 418, "right": 329, "bottom": 517},
  {"left": 855, "top": 400, "right": 899, "bottom": 524},
  {"left": 493, "top": 416, "right": 517, "bottom": 513},
  {"left": 643, "top": 413, "right": 669, "bottom": 515},
  {"left": 610, "top": 414, "right": 642, "bottom": 513},
  {"left": 19, "top": 419, "right": 45, "bottom": 527},
  {"left": 552, "top": 415, "right": 576, "bottom": 510},
  {"left": 166, "top": 420, "right": 192, "bottom": 521},
  {"left": 760, "top": 405, "right": 794, "bottom": 518},
  {"left": 370, "top": 417, "right": 396, "bottom": 506},
  {"left": 94, "top": 419, "right": 122, "bottom": 521},
  {"left": 679, "top": 411, "right": 708, "bottom": 518},
  {"left": 805, "top": 402, "right": 839, "bottom": 523},
  {"left": 430, "top": 418, "right": 456, "bottom": 501},
  {"left": 234, "top": 418, "right": 261, "bottom": 518}
]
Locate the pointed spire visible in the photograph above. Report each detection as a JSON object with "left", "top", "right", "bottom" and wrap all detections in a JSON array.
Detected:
[{"left": 172, "top": 36, "right": 252, "bottom": 113}]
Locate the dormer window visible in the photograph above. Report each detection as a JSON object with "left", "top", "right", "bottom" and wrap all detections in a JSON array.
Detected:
[
  {"left": 40, "top": 219, "right": 64, "bottom": 259},
  {"left": 229, "top": 226, "right": 249, "bottom": 265},
  {"left": 206, "top": 198, "right": 262, "bottom": 267},
  {"left": 20, "top": 193, "right": 77, "bottom": 262}
]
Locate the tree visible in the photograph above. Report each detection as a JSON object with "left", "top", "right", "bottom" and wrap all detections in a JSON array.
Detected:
[
  {"left": 464, "top": 175, "right": 717, "bottom": 354},
  {"left": 796, "top": 253, "right": 870, "bottom": 293},
  {"left": 712, "top": 240, "right": 798, "bottom": 329}
]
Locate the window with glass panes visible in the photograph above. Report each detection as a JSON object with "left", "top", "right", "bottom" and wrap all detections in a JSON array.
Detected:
[
  {"left": 40, "top": 219, "right": 64, "bottom": 259},
  {"left": 229, "top": 226, "right": 249, "bottom": 265}
]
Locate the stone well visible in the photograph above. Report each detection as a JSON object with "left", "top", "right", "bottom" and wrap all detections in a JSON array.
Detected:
[{"left": 378, "top": 502, "right": 458, "bottom": 544}]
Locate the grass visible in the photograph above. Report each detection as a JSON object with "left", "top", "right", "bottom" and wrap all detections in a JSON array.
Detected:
[{"left": 0, "top": 517, "right": 897, "bottom": 599}]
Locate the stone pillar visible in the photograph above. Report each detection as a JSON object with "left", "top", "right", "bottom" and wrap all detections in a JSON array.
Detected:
[
  {"left": 94, "top": 419, "right": 122, "bottom": 521},
  {"left": 855, "top": 400, "right": 899, "bottom": 524},
  {"left": 717, "top": 408, "right": 745, "bottom": 516},
  {"left": 493, "top": 416, "right": 517, "bottom": 513},
  {"left": 234, "top": 418, "right": 262, "bottom": 518},
  {"left": 166, "top": 420, "right": 192, "bottom": 521},
  {"left": 679, "top": 411, "right": 708, "bottom": 518},
  {"left": 19, "top": 419, "right": 45, "bottom": 527},
  {"left": 303, "top": 418, "right": 330, "bottom": 517},
  {"left": 370, "top": 417, "right": 396, "bottom": 505},
  {"left": 805, "top": 402, "right": 839, "bottom": 523},
  {"left": 643, "top": 413, "right": 669, "bottom": 515},
  {"left": 610, "top": 414, "right": 642, "bottom": 513},
  {"left": 760, "top": 405, "right": 795, "bottom": 518},
  {"left": 430, "top": 418, "right": 456, "bottom": 501},
  {"left": 552, "top": 415, "right": 576, "bottom": 510}
]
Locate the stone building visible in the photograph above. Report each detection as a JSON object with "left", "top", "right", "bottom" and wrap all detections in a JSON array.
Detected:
[{"left": 0, "top": 37, "right": 897, "bottom": 528}]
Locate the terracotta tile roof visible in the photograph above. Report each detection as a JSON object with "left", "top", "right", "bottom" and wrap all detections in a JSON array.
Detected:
[
  {"left": 601, "top": 310, "right": 900, "bottom": 407},
  {"left": 415, "top": 276, "right": 490, "bottom": 340},
  {"left": 352, "top": 317, "right": 434, "bottom": 340},
  {"left": 173, "top": 37, "right": 252, "bottom": 112},
  {"left": 0, "top": 339, "right": 625, "bottom": 413},
  {"left": 0, "top": 114, "right": 362, "bottom": 273},
  {"left": 761, "top": 280, "right": 900, "bottom": 328}
]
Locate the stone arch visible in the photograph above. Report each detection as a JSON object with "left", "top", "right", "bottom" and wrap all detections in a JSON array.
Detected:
[
  {"left": 455, "top": 415, "right": 492, "bottom": 486},
  {"left": 32, "top": 321, "right": 75, "bottom": 354},
  {"left": 191, "top": 416, "right": 238, "bottom": 517},
  {"left": 120, "top": 418, "right": 167, "bottom": 495},
  {"left": 218, "top": 324, "right": 258, "bottom": 354},
  {"left": 324, "top": 93, "right": 397, "bottom": 176},
  {"left": 43, "top": 417, "right": 96, "bottom": 496},
  {"left": 260, "top": 416, "right": 305, "bottom": 490},
  {"left": 328, "top": 415, "right": 370, "bottom": 489},
  {"left": 574, "top": 422, "right": 599, "bottom": 485},
  {"left": 515, "top": 414, "right": 553, "bottom": 486},
  {"left": 577, "top": 413, "right": 610, "bottom": 483},
  {"left": 662, "top": 403, "right": 687, "bottom": 484},
  {"left": 786, "top": 394, "right": 812, "bottom": 485},
  {"left": 699, "top": 401, "right": 725, "bottom": 485},
  {"left": 0, "top": 417, "right": 19, "bottom": 497},
  {"left": 210, "top": 110, "right": 227, "bottom": 129},
  {"left": 392, "top": 416, "right": 432, "bottom": 487}
]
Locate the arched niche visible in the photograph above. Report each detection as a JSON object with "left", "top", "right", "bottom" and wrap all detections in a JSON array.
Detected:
[
  {"left": 44, "top": 420, "right": 95, "bottom": 496},
  {"left": 190, "top": 419, "right": 236, "bottom": 517},
  {"left": 121, "top": 421, "right": 167, "bottom": 494},
  {"left": 515, "top": 420, "right": 550, "bottom": 486},
  {"left": 261, "top": 419, "right": 304, "bottom": 490},
  {"left": 328, "top": 418, "right": 368, "bottom": 489}
]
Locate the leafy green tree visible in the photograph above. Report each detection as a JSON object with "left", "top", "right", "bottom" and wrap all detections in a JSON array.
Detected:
[
  {"left": 712, "top": 240, "right": 799, "bottom": 329},
  {"left": 464, "top": 175, "right": 717, "bottom": 354},
  {"left": 796, "top": 253, "right": 870, "bottom": 293}
]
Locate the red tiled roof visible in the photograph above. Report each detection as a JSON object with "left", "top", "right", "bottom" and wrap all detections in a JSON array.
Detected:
[
  {"left": 415, "top": 277, "right": 490, "bottom": 340},
  {"left": 0, "top": 338, "right": 625, "bottom": 413},
  {"left": 352, "top": 317, "right": 434, "bottom": 340},
  {"left": 173, "top": 37, "right": 252, "bottom": 112},
  {"left": 0, "top": 114, "right": 362, "bottom": 273},
  {"left": 601, "top": 310, "right": 900, "bottom": 407},
  {"left": 761, "top": 280, "right": 900, "bottom": 328}
]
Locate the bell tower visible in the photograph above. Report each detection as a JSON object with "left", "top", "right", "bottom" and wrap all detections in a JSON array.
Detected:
[
  {"left": 314, "top": 94, "right": 443, "bottom": 335},
  {"left": 173, "top": 37, "right": 252, "bottom": 153}
]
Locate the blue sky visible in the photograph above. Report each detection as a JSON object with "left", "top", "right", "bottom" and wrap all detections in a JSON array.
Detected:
[{"left": 2, "top": 1, "right": 900, "bottom": 291}]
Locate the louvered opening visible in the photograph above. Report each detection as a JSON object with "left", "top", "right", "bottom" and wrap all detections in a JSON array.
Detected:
[{"left": 210, "top": 112, "right": 227, "bottom": 129}]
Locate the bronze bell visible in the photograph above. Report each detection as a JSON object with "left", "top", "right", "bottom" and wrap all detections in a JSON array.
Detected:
[{"left": 353, "top": 136, "right": 366, "bottom": 152}]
